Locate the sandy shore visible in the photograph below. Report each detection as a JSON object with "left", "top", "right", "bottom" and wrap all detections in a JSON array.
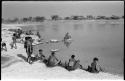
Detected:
[{"left": 1, "top": 24, "right": 123, "bottom": 80}]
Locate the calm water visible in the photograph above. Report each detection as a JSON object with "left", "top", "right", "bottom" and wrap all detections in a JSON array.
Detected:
[{"left": 21, "top": 20, "right": 124, "bottom": 75}]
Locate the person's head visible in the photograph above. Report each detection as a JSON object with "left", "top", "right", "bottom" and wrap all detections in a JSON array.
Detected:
[
  {"left": 66, "top": 32, "right": 69, "bottom": 35},
  {"left": 51, "top": 51, "right": 55, "bottom": 56},
  {"left": 71, "top": 55, "right": 75, "bottom": 58},
  {"left": 29, "top": 37, "right": 33, "bottom": 41},
  {"left": 39, "top": 49, "right": 43, "bottom": 53},
  {"left": 13, "top": 33, "right": 16, "bottom": 36},
  {"left": 93, "top": 57, "right": 99, "bottom": 62}
]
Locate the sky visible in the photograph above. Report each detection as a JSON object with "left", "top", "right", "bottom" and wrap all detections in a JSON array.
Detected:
[{"left": 2, "top": 1, "right": 124, "bottom": 19}]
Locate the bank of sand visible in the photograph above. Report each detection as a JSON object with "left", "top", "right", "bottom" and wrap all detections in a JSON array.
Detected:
[{"left": 1, "top": 24, "right": 123, "bottom": 80}]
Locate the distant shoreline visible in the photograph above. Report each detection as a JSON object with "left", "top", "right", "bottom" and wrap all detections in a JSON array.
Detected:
[{"left": 2, "top": 19, "right": 124, "bottom": 26}]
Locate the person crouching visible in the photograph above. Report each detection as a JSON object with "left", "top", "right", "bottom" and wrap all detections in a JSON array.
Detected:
[
  {"left": 47, "top": 51, "right": 59, "bottom": 67},
  {"left": 1, "top": 39, "right": 7, "bottom": 51}
]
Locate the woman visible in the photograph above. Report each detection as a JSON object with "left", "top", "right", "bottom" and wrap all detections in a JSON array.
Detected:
[
  {"left": 47, "top": 51, "right": 59, "bottom": 67},
  {"left": 67, "top": 55, "right": 76, "bottom": 71},
  {"left": 25, "top": 37, "right": 33, "bottom": 64}
]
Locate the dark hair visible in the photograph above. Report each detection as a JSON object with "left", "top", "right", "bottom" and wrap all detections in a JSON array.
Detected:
[
  {"left": 71, "top": 55, "right": 75, "bottom": 58},
  {"left": 51, "top": 51, "right": 55, "bottom": 55},
  {"left": 39, "top": 49, "right": 43, "bottom": 52},
  {"left": 13, "top": 33, "right": 16, "bottom": 36},
  {"left": 93, "top": 57, "right": 99, "bottom": 61}
]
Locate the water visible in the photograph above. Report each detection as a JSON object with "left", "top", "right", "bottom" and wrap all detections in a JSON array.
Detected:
[{"left": 21, "top": 20, "right": 124, "bottom": 76}]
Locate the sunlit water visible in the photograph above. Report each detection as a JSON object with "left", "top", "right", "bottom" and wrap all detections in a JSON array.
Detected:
[{"left": 21, "top": 20, "right": 124, "bottom": 76}]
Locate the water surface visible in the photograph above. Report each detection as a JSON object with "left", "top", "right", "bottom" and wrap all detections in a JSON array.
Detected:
[{"left": 21, "top": 20, "right": 124, "bottom": 75}]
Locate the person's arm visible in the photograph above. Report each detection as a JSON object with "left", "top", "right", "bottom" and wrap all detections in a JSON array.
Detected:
[
  {"left": 48, "top": 56, "right": 51, "bottom": 62},
  {"left": 80, "top": 64, "right": 83, "bottom": 69},
  {"left": 68, "top": 59, "right": 71, "bottom": 66},
  {"left": 55, "top": 57, "right": 58, "bottom": 61},
  {"left": 98, "top": 65, "right": 104, "bottom": 72}
]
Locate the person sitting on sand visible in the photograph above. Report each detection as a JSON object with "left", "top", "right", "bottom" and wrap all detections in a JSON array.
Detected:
[
  {"left": 73, "top": 60, "right": 83, "bottom": 70},
  {"left": 37, "top": 49, "right": 45, "bottom": 61},
  {"left": 67, "top": 55, "right": 76, "bottom": 71},
  {"left": 1, "top": 39, "right": 7, "bottom": 51},
  {"left": 11, "top": 33, "right": 17, "bottom": 49},
  {"left": 47, "top": 51, "right": 59, "bottom": 67},
  {"left": 86, "top": 57, "right": 103, "bottom": 73}
]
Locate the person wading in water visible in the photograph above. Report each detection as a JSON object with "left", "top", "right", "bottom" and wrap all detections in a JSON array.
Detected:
[{"left": 63, "top": 32, "right": 72, "bottom": 47}]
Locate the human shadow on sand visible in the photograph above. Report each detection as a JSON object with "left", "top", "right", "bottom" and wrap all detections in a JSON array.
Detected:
[
  {"left": 2, "top": 58, "right": 23, "bottom": 68},
  {"left": 17, "top": 54, "right": 27, "bottom": 62}
]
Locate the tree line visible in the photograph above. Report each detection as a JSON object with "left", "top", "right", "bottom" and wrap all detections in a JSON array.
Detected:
[{"left": 2, "top": 15, "right": 124, "bottom": 24}]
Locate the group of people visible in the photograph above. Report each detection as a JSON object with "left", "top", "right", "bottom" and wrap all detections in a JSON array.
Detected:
[
  {"left": 24, "top": 46, "right": 103, "bottom": 73},
  {"left": 1, "top": 29, "right": 23, "bottom": 51},
  {"left": 1, "top": 28, "right": 103, "bottom": 73}
]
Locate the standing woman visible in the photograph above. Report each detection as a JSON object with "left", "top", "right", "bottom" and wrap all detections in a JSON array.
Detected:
[
  {"left": 11, "top": 33, "right": 17, "bottom": 49},
  {"left": 25, "top": 37, "right": 33, "bottom": 64}
]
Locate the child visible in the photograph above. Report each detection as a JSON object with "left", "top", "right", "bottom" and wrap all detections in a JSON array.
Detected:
[
  {"left": 67, "top": 55, "right": 76, "bottom": 71},
  {"left": 87, "top": 57, "right": 103, "bottom": 73},
  {"left": 1, "top": 39, "right": 7, "bottom": 51},
  {"left": 37, "top": 49, "right": 45, "bottom": 61}
]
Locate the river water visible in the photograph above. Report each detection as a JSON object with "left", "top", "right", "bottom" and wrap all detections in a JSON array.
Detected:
[{"left": 21, "top": 20, "right": 124, "bottom": 76}]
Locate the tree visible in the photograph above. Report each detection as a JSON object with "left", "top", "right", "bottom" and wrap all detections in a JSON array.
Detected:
[
  {"left": 51, "top": 15, "right": 59, "bottom": 20},
  {"left": 34, "top": 16, "right": 45, "bottom": 22},
  {"left": 64, "top": 17, "right": 71, "bottom": 20},
  {"left": 96, "top": 16, "right": 107, "bottom": 20},
  {"left": 122, "top": 16, "right": 124, "bottom": 19},
  {"left": 110, "top": 15, "right": 120, "bottom": 20},
  {"left": 86, "top": 15, "right": 95, "bottom": 20},
  {"left": 27, "top": 17, "right": 33, "bottom": 22}
]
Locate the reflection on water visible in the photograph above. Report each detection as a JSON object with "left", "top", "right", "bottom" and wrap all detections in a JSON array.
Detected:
[
  {"left": 36, "top": 25, "right": 46, "bottom": 32},
  {"left": 87, "top": 23, "right": 93, "bottom": 32},
  {"left": 73, "top": 24, "right": 83, "bottom": 31},
  {"left": 21, "top": 20, "right": 124, "bottom": 75},
  {"left": 52, "top": 24, "right": 59, "bottom": 32},
  {"left": 96, "top": 24, "right": 106, "bottom": 31}
]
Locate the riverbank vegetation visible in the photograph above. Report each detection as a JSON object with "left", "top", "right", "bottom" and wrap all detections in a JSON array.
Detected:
[{"left": 2, "top": 15, "right": 124, "bottom": 24}]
